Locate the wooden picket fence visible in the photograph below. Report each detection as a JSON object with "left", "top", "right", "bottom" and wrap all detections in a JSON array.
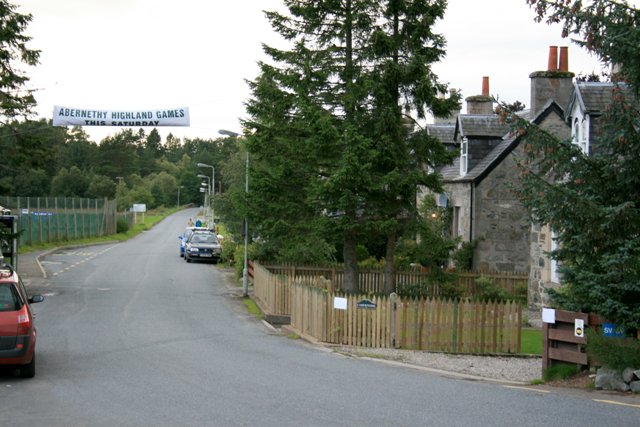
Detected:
[
  {"left": 263, "top": 263, "right": 527, "bottom": 299},
  {"left": 289, "top": 282, "right": 522, "bottom": 353}
]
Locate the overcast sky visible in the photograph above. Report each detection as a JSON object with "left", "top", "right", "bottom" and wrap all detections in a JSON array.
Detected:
[{"left": 17, "top": 0, "right": 606, "bottom": 143}]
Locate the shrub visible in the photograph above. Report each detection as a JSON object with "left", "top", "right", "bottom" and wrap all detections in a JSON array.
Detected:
[
  {"left": 475, "top": 277, "right": 510, "bottom": 302},
  {"left": 543, "top": 362, "right": 582, "bottom": 382},
  {"left": 586, "top": 329, "right": 640, "bottom": 371},
  {"left": 221, "top": 238, "right": 237, "bottom": 266},
  {"left": 116, "top": 218, "right": 129, "bottom": 233},
  {"left": 452, "top": 239, "right": 480, "bottom": 270}
]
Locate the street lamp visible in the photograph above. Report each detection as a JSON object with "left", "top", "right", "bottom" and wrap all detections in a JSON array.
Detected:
[
  {"left": 197, "top": 174, "right": 210, "bottom": 224},
  {"left": 218, "top": 129, "right": 249, "bottom": 297},
  {"left": 197, "top": 163, "right": 215, "bottom": 225},
  {"left": 177, "top": 185, "right": 184, "bottom": 207}
]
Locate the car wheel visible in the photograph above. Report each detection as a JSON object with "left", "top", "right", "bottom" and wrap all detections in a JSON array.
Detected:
[
  {"left": 20, "top": 354, "right": 36, "bottom": 378},
  {"left": 186, "top": 255, "right": 191, "bottom": 263}
]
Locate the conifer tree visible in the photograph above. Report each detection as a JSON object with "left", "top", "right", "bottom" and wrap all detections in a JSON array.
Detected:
[
  {"left": 244, "top": 1, "right": 458, "bottom": 292},
  {"left": 0, "top": 0, "right": 39, "bottom": 120},
  {"left": 513, "top": 1, "right": 640, "bottom": 328}
]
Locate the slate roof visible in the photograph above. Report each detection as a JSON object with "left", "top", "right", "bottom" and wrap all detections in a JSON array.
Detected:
[
  {"left": 427, "top": 124, "right": 456, "bottom": 145},
  {"left": 565, "top": 82, "right": 634, "bottom": 119},
  {"left": 441, "top": 101, "right": 565, "bottom": 184},
  {"left": 455, "top": 115, "right": 511, "bottom": 139}
]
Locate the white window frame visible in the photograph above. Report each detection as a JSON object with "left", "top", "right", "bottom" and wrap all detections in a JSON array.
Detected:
[
  {"left": 550, "top": 230, "right": 559, "bottom": 283},
  {"left": 460, "top": 137, "right": 468, "bottom": 176}
]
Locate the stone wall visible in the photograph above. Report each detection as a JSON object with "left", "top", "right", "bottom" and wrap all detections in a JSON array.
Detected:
[
  {"left": 527, "top": 111, "right": 571, "bottom": 318},
  {"left": 473, "top": 143, "right": 530, "bottom": 272}
]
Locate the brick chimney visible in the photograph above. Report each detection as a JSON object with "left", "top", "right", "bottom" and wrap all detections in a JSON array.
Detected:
[
  {"left": 466, "top": 76, "right": 494, "bottom": 115},
  {"left": 530, "top": 46, "right": 574, "bottom": 117}
]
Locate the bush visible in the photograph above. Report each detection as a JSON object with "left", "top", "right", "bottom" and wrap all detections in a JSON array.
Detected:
[
  {"left": 586, "top": 329, "right": 640, "bottom": 371},
  {"left": 475, "top": 277, "right": 510, "bottom": 302},
  {"left": 543, "top": 362, "right": 582, "bottom": 382},
  {"left": 221, "top": 238, "right": 237, "bottom": 266},
  {"left": 116, "top": 218, "right": 129, "bottom": 233},
  {"left": 452, "top": 239, "right": 480, "bottom": 270}
]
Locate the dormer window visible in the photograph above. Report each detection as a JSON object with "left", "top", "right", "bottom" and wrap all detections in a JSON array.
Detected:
[
  {"left": 460, "top": 137, "right": 468, "bottom": 176},
  {"left": 572, "top": 116, "right": 589, "bottom": 155}
]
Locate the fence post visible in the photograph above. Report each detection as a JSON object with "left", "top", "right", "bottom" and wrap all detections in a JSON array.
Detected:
[{"left": 390, "top": 292, "right": 397, "bottom": 348}]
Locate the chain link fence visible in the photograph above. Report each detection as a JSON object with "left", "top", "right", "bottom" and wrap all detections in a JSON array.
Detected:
[{"left": 0, "top": 196, "right": 119, "bottom": 246}]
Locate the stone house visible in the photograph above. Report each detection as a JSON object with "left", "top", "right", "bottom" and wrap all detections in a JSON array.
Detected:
[{"left": 422, "top": 46, "right": 577, "bottom": 313}]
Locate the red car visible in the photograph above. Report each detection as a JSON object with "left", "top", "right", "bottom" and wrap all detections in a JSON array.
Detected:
[{"left": 0, "top": 264, "right": 44, "bottom": 378}]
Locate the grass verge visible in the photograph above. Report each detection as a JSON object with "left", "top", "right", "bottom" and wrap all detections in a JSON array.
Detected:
[{"left": 243, "top": 297, "right": 264, "bottom": 320}]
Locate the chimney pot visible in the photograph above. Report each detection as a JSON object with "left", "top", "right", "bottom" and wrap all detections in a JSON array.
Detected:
[
  {"left": 482, "top": 76, "right": 490, "bottom": 96},
  {"left": 559, "top": 46, "right": 569, "bottom": 72},
  {"left": 548, "top": 46, "right": 559, "bottom": 71}
]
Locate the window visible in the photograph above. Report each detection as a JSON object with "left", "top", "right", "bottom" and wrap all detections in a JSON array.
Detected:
[
  {"left": 460, "top": 137, "right": 468, "bottom": 176},
  {"left": 581, "top": 119, "right": 589, "bottom": 154},
  {"left": 0, "top": 283, "right": 22, "bottom": 312},
  {"left": 550, "top": 230, "right": 559, "bottom": 283}
]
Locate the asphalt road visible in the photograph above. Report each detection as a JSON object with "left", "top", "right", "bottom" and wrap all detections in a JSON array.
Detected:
[{"left": 1, "top": 208, "right": 639, "bottom": 426}]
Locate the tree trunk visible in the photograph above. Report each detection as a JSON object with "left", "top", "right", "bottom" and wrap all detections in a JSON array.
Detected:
[
  {"left": 384, "top": 229, "right": 397, "bottom": 294},
  {"left": 343, "top": 229, "right": 358, "bottom": 293}
]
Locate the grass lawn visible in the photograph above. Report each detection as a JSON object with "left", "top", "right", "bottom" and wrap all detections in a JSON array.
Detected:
[{"left": 521, "top": 328, "right": 543, "bottom": 355}]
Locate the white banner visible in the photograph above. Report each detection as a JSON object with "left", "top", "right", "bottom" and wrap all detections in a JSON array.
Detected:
[{"left": 52, "top": 105, "right": 190, "bottom": 127}]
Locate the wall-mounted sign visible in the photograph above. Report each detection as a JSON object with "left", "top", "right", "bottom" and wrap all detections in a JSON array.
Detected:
[
  {"left": 356, "top": 299, "right": 377, "bottom": 309},
  {"left": 603, "top": 322, "right": 625, "bottom": 338},
  {"left": 542, "top": 308, "right": 556, "bottom": 324},
  {"left": 52, "top": 106, "right": 190, "bottom": 127},
  {"left": 574, "top": 319, "right": 584, "bottom": 338},
  {"left": 333, "top": 297, "right": 347, "bottom": 310}
]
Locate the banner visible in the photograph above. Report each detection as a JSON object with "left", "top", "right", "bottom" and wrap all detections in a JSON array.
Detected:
[{"left": 52, "top": 105, "right": 190, "bottom": 127}]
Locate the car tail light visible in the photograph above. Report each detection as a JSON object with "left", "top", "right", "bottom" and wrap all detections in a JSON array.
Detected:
[{"left": 17, "top": 306, "right": 31, "bottom": 335}]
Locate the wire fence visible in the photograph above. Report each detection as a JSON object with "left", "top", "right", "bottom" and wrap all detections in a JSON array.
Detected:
[{"left": 0, "top": 196, "right": 119, "bottom": 246}]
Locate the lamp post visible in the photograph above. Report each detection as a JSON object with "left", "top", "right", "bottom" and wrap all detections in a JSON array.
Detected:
[
  {"left": 197, "top": 163, "right": 215, "bottom": 225},
  {"left": 177, "top": 185, "right": 184, "bottom": 207},
  {"left": 218, "top": 129, "right": 248, "bottom": 297},
  {"left": 197, "top": 174, "right": 210, "bottom": 224}
]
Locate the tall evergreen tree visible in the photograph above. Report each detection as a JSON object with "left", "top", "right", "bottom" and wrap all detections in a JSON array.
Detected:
[
  {"left": 244, "top": 0, "right": 458, "bottom": 291},
  {"left": 510, "top": 1, "right": 640, "bottom": 328},
  {"left": 0, "top": 0, "right": 39, "bottom": 119}
]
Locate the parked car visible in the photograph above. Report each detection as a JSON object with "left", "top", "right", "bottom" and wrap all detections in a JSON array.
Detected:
[
  {"left": 178, "top": 226, "right": 211, "bottom": 257},
  {"left": 0, "top": 264, "right": 45, "bottom": 378},
  {"left": 184, "top": 232, "right": 222, "bottom": 263}
]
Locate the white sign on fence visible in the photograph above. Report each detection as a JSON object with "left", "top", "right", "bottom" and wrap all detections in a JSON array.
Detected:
[
  {"left": 575, "top": 318, "right": 585, "bottom": 337},
  {"left": 333, "top": 297, "right": 347, "bottom": 310},
  {"left": 542, "top": 307, "right": 556, "bottom": 324}
]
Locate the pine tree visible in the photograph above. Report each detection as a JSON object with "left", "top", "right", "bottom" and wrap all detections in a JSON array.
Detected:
[
  {"left": 0, "top": 0, "right": 40, "bottom": 119},
  {"left": 513, "top": 1, "right": 640, "bottom": 328},
  {"left": 244, "top": 0, "right": 458, "bottom": 292}
]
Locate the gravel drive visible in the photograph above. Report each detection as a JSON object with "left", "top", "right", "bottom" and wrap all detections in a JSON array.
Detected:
[{"left": 332, "top": 346, "right": 542, "bottom": 384}]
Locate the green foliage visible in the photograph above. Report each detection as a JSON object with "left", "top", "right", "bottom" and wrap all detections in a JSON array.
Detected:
[
  {"left": 586, "top": 329, "right": 640, "bottom": 371},
  {"left": 452, "top": 239, "right": 479, "bottom": 270},
  {"left": 221, "top": 237, "right": 237, "bottom": 266},
  {"left": 243, "top": 0, "right": 459, "bottom": 292},
  {"left": 542, "top": 362, "right": 582, "bottom": 382},
  {"left": 0, "top": 0, "right": 40, "bottom": 118},
  {"left": 116, "top": 218, "right": 129, "bottom": 234},
  {"left": 528, "top": 1, "right": 640, "bottom": 88},
  {"left": 475, "top": 277, "right": 510, "bottom": 303},
  {"left": 518, "top": 2, "right": 640, "bottom": 330}
]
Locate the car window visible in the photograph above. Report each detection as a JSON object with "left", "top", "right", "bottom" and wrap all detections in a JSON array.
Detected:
[
  {"left": 191, "top": 234, "right": 218, "bottom": 244},
  {"left": 0, "top": 283, "right": 22, "bottom": 312}
]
